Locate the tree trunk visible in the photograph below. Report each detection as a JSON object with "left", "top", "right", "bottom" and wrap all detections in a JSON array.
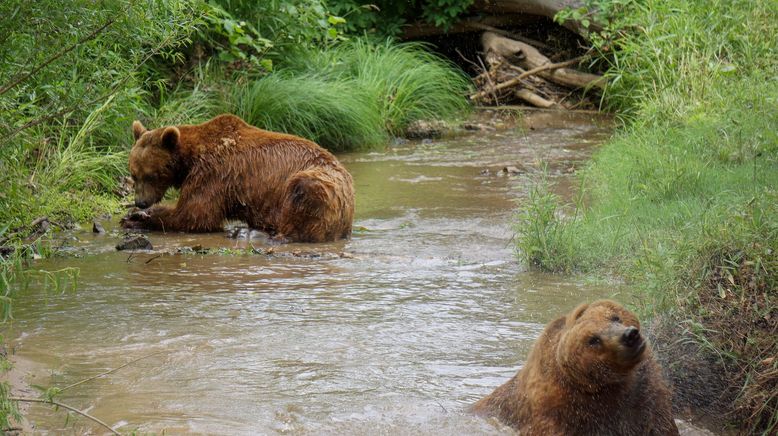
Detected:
[{"left": 472, "top": 0, "right": 596, "bottom": 36}]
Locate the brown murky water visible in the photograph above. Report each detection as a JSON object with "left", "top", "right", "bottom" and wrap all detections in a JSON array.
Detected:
[{"left": 6, "top": 113, "right": 631, "bottom": 434}]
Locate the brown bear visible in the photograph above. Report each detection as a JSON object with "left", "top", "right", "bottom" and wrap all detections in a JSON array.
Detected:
[
  {"left": 472, "top": 300, "right": 679, "bottom": 435},
  {"left": 120, "top": 114, "right": 355, "bottom": 242}
]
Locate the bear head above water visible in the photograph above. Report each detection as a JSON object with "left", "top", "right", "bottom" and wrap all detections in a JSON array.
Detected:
[{"left": 472, "top": 299, "right": 679, "bottom": 436}]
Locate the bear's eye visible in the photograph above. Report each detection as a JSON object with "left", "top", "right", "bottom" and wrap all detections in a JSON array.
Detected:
[
  {"left": 611, "top": 315, "right": 621, "bottom": 323},
  {"left": 588, "top": 336, "right": 601, "bottom": 346}
]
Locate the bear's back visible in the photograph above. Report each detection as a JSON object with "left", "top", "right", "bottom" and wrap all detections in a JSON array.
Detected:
[{"left": 177, "top": 114, "right": 339, "bottom": 167}]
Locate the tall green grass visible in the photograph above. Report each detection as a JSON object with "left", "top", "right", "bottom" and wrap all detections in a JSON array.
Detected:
[
  {"left": 298, "top": 39, "right": 473, "bottom": 135},
  {"left": 233, "top": 73, "right": 387, "bottom": 151},
  {"left": 1, "top": 98, "right": 129, "bottom": 228},
  {"left": 230, "top": 39, "right": 472, "bottom": 150},
  {"left": 516, "top": 0, "right": 777, "bottom": 431},
  {"left": 598, "top": 0, "right": 777, "bottom": 120}
]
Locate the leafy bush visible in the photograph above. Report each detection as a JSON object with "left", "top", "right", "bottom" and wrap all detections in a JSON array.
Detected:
[
  {"left": 209, "top": 0, "right": 347, "bottom": 58},
  {"left": 0, "top": 0, "right": 202, "bottom": 228},
  {"left": 329, "top": 0, "right": 474, "bottom": 36}
]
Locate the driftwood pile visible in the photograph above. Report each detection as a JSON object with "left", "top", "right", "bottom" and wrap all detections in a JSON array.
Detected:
[{"left": 470, "top": 31, "right": 604, "bottom": 109}]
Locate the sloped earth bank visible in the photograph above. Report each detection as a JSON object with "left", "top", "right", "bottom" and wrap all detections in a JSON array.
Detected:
[{"left": 4, "top": 112, "right": 708, "bottom": 434}]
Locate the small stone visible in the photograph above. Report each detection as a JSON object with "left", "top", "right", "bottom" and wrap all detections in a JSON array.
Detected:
[
  {"left": 502, "top": 166, "right": 521, "bottom": 175},
  {"left": 92, "top": 221, "right": 105, "bottom": 234},
  {"left": 116, "top": 235, "right": 153, "bottom": 251}
]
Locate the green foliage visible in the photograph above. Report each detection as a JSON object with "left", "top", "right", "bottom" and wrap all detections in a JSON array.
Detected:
[
  {"left": 143, "top": 68, "right": 228, "bottom": 126},
  {"left": 210, "top": 0, "right": 347, "bottom": 56},
  {"left": 554, "top": 0, "right": 636, "bottom": 38},
  {"left": 329, "top": 0, "right": 474, "bottom": 36},
  {"left": 581, "top": 0, "right": 777, "bottom": 118},
  {"left": 0, "top": 380, "right": 21, "bottom": 430},
  {"left": 0, "top": 0, "right": 203, "bottom": 228},
  {"left": 198, "top": 2, "right": 274, "bottom": 69},
  {"left": 0, "top": 0, "right": 200, "bottom": 144}
]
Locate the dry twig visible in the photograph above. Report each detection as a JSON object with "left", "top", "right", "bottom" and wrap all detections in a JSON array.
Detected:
[{"left": 9, "top": 397, "right": 120, "bottom": 435}]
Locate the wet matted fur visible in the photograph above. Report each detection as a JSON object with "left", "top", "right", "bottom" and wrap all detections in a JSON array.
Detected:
[{"left": 122, "top": 114, "right": 354, "bottom": 242}]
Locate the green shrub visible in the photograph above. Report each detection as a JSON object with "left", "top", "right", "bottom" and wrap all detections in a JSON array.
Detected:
[{"left": 329, "top": 0, "right": 474, "bottom": 36}]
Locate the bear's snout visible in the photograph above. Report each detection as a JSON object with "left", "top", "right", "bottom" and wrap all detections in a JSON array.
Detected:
[
  {"left": 135, "top": 199, "right": 150, "bottom": 209},
  {"left": 621, "top": 326, "right": 641, "bottom": 348}
]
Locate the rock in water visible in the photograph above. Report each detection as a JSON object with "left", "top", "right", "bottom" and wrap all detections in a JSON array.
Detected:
[
  {"left": 116, "top": 235, "right": 152, "bottom": 251},
  {"left": 92, "top": 221, "right": 106, "bottom": 234}
]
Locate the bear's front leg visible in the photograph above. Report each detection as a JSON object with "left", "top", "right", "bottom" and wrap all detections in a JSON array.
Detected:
[
  {"left": 120, "top": 205, "right": 174, "bottom": 231},
  {"left": 122, "top": 197, "right": 226, "bottom": 232}
]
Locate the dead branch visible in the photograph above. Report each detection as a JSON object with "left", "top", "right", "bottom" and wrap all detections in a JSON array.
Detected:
[
  {"left": 515, "top": 89, "right": 558, "bottom": 108},
  {"left": 10, "top": 397, "right": 120, "bottom": 435},
  {"left": 60, "top": 351, "right": 165, "bottom": 392},
  {"left": 470, "top": 56, "right": 585, "bottom": 101},
  {"left": 481, "top": 32, "right": 604, "bottom": 90}
]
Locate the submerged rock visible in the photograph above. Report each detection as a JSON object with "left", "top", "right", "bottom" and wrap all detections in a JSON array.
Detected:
[
  {"left": 116, "top": 234, "right": 152, "bottom": 251},
  {"left": 92, "top": 221, "right": 106, "bottom": 234},
  {"left": 405, "top": 120, "right": 447, "bottom": 139}
]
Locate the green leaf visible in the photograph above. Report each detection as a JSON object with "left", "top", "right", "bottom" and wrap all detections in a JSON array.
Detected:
[
  {"left": 259, "top": 58, "right": 273, "bottom": 72},
  {"left": 328, "top": 15, "right": 346, "bottom": 25}
]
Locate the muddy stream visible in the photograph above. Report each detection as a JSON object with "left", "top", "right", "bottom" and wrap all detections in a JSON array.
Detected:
[{"left": 4, "top": 113, "right": 691, "bottom": 434}]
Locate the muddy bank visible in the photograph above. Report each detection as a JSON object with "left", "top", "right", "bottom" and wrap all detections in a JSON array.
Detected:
[{"left": 648, "top": 317, "right": 736, "bottom": 433}]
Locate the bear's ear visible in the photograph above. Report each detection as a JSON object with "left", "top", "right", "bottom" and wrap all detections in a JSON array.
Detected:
[
  {"left": 161, "top": 126, "right": 180, "bottom": 151},
  {"left": 132, "top": 121, "right": 147, "bottom": 141},
  {"left": 567, "top": 303, "right": 589, "bottom": 326}
]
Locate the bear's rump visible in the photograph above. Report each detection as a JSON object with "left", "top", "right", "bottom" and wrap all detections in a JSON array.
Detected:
[{"left": 277, "top": 167, "right": 354, "bottom": 241}]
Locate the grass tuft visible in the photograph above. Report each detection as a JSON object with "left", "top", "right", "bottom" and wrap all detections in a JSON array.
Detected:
[
  {"left": 229, "top": 38, "right": 472, "bottom": 150},
  {"left": 232, "top": 73, "right": 386, "bottom": 151}
]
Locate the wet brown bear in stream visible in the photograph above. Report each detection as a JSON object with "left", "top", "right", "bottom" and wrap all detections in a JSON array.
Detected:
[
  {"left": 121, "top": 114, "right": 354, "bottom": 242},
  {"left": 472, "top": 300, "right": 679, "bottom": 435}
]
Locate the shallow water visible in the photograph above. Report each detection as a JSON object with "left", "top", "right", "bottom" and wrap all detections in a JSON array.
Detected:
[{"left": 6, "top": 113, "right": 635, "bottom": 434}]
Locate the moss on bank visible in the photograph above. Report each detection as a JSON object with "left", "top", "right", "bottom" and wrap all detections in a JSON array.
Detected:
[{"left": 516, "top": 0, "right": 777, "bottom": 432}]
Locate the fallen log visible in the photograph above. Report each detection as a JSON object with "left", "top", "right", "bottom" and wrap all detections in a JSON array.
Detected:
[
  {"left": 515, "top": 89, "right": 558, "bottom": 108},
  {"left": 464, "top": 22, "right": 550, "bottom": 51},
  {"left": 401, "top": 1, "right": 597, "bottom": 40},
  {"left": 472, "top": 0, "right": 599, "bottom": 37},
  {"left": 481, "top": 31, "right": 604, "bottom": 89},
  {"left": 402, "top": 14, "right": 536, "bottom": 39},
  {"left": 470, "top": 55, "right": 586, "bottom": 101}
]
